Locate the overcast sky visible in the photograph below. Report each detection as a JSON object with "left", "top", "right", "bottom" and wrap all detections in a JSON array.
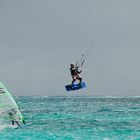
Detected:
[{"left": 0, "top": 0, "right": 140, "bottom": 96}]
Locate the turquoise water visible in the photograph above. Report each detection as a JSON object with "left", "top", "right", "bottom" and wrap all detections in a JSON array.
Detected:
[{"left": 0, "top": 96, "right": 140, "bottom": 140}]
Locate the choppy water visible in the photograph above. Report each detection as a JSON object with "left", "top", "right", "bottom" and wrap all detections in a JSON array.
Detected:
[{"left": 0, "top": 96, "right": 140, "bottom": 140}]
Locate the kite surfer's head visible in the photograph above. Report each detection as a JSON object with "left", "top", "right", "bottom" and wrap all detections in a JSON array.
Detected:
[{"left": 70, "top": 63, "right": 75, "bottom": 68}]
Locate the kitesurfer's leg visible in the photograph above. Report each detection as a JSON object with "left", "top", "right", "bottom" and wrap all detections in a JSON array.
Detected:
[
  {"left": 71, "top": 76, "right": 76, "bottom": 86},
  {"left": 77, "top": 75, "right": 82, "bottom": 86},
  {"left": 79, "top": 77, "right": 82, "bottom": 83}
]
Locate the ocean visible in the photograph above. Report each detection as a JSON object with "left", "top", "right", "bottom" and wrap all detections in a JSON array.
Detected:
[{"left": 0, "top": 96, "right": 140, "bottom": 140}]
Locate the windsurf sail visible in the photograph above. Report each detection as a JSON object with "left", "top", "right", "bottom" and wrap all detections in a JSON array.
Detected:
[{"left": 0, "top": 81, "right": 24, "bottom": 125}]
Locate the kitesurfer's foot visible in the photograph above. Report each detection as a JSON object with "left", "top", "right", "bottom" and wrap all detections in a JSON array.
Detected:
[
  {"left": 71, "top": 84, "right": 74, "bottom": 89},
  {"left": 78, "top": 83, "right": 81, "bottom": 87}
]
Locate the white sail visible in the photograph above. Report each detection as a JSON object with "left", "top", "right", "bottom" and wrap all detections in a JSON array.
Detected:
[{"left": 0, "top": 81, "right": 24, "bottom": 124}]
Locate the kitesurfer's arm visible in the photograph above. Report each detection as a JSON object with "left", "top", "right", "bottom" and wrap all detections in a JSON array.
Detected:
[{"left": 77, "top": 70, "right": 82, "bottom": 74}]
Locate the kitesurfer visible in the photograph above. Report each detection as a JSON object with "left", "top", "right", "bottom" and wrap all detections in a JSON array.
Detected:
[{"left": 70, "top": 63, "right": 82, "bottom": 86}]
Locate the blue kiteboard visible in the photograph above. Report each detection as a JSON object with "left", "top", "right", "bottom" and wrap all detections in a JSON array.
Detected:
[{"left": 65, "top": 82, "right": 86, "bottom": 91}]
